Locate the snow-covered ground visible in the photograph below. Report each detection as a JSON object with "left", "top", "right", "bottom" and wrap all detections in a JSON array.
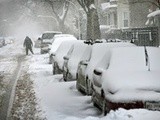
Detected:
[
  {"left": 29, "top": 48, "right": 160, "bottom": 120},
  {"left": 0, "top": 39, "right": 160, "bottom": 120}
]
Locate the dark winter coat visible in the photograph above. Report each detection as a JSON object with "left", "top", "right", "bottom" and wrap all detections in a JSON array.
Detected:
[{"left": 23, "top": 36, "right": 33, "bottom": 48}]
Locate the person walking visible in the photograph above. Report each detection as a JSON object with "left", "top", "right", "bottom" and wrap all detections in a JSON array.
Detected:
[{"left": 23, "top": 36, "right": 34, "bottom": 55}]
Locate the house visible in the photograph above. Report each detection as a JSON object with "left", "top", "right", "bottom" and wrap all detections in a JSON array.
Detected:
[{"left": 97, "top": 0, "right": 130, "bottom": 29}]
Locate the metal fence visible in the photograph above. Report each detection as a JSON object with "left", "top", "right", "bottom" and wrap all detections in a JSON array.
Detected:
[{"left": 105, "top": 27, "right": 159, "bottom": 47}]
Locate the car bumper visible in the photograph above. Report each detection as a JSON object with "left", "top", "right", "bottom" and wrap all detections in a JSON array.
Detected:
[{"left": 92, "top": 89, "right": 160, "bottom": 113}]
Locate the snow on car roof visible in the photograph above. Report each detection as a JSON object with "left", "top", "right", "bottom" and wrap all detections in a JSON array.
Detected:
[
  {"left": 102, "top": 47, "right": 160, "bottom": 102},
  {"left": 50, "top": 36, "right": 77, "bottom": 54},
  {"left": 86, "top": 42, "right": 135, "bottom": 80},
  {"left": 54, "top": 34, "right": 74, "bottom": 37},
  {"left": 43, "top": 31, "right": 62, "bottom": 34}
]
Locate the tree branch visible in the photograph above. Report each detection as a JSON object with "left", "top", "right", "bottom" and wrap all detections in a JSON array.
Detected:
[
  {"left": 130, "top": 0, "right": 160, "bottom": 9},
  {"left": 77, "top": 0, "right": 88, "bottom": 13}
]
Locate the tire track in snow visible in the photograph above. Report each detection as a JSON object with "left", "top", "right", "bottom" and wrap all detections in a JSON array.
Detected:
[{"left": 0, "top": 55, "right": 25, "bottom": 120}]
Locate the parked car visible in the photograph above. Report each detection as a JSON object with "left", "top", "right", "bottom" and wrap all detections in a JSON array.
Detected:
[
  {"left": 49, "top": 34, "right": 77, "bottom": 64},
  {"left": 76, "top": 42, "right": 135, "bottom": 95},
  {"left": 52, "top": 40, "right": 78, "bottom": 74},
  {"left": 92, "top": 47, "right": 160, "bottom": 115},
  {"left": 0, "top": 37, "right": 5, "bottom": 47},
  {"left": 63, "top": 41, "right": 92, "bottom": 81},
  {"left": 40, "top": 31, "right": 62, "bottom": 54}
]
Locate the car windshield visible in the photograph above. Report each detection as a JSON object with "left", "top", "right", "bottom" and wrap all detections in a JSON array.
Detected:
[
  {"left": 42, "top": 33, "right": 55, "bottom": 39},
  {"left": 42, "top": 33, "right": 60, "bottom": 39}
]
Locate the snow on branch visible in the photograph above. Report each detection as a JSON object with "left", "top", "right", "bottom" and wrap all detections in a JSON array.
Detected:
[
  {"left": 89, "top": 4, "right": 96, "bottom": 10},
  {"left": 147, "top": 10, "right": 160, "bottom": 18}
]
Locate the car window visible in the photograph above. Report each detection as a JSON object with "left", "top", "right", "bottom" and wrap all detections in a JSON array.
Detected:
[{"left": 42, "top": 33, "right": 59, "bottom": 39}]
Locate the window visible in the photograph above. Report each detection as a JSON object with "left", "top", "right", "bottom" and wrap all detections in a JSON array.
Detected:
[{"left": 123, "top": 12, "right": 129, "bottom": 27}]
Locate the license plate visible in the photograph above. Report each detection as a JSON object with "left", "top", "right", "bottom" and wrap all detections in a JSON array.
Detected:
[{"left": 145, "top": 101, "right": 160, "bottom": 111}]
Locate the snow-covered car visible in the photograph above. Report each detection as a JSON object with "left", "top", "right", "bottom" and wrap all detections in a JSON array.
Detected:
[
  {"left": 76, "top": 42, "right": 135, "bottom": 95},
  {"left": 49, "top": 34, "right": 77, "bottom": 64},
  {"left": 40, "top": 31, "right": 62, "bottom": 54},
  {"left": 63, "top": 41, "right": 92, "bottom": 81},
  {"left": 0, "top": 37, "right": 5, "bottom": 47},
  {"left": 52, "top": 40, "right": 78, "bottom": 75},
  {"left": 92, "top": 47, "right": 160, "bottom": 115}
]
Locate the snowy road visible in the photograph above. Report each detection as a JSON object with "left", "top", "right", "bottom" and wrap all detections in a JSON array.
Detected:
[{"left": 0, "top": 42, "right": 25, "bottom": 119}]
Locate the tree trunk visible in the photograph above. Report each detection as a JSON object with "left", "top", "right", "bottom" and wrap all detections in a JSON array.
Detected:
[
  {"left": 86, "top": 8, "right": 101, "bottom": 41},
  {"left": 58, "top": 20, "right": 65, "bottom": 33},
  {"left": 86, "top": 12, "right": 92, "bottom": 40}
]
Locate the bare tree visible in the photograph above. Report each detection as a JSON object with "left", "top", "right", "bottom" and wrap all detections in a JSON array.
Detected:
[
  {"left": 77, "top": 0, "right": 101, "bottom": 42},
  {"left": 129, "top": 0, "right": 160, "bottom": 45},
  {"left": 129, "top": 0, "right": 160, "bottom": 9},
  {"left": 42, "top": 0, "right": 70, "bottom": 33}
]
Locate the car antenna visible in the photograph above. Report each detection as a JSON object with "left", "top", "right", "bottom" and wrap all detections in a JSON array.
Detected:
[{"left": 144, "top": 46, "right": 150, "bottom": 71}]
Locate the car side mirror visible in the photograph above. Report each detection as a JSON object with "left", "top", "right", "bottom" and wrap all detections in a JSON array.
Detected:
[
  {"left": 93, "top": 68, "right": 104, "bottom": 87},
  {"left": 38, "top": 37, "right": 42, "bottom": 41},
  {"left": 80, "top": 60, "right": 89, "bottom": 66},
  {"left": 93, "top": 68, "right": 103, "bottom": 76},
  {"left": 63, "top": 56, "right": 69, "bottom": 60}
]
